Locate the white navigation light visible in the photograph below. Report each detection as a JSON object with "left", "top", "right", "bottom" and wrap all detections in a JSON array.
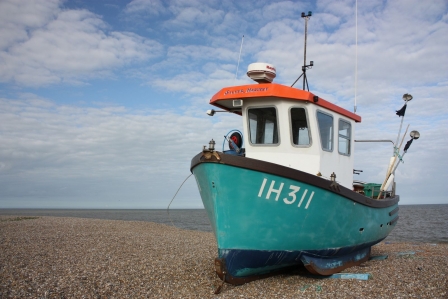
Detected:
[
  {"left": 410, "top": 130, "right": 420, "bottom": 140},
  {"left": 402, "top": 93, "right": 413, "bottom": 102},
  {"left": 247, "top": 63, "right": 276, "bottom": 83}
]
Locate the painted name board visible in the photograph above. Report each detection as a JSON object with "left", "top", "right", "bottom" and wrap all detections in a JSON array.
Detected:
[{"left": 223, "top": 87, "right": 269, "bottom": 96}]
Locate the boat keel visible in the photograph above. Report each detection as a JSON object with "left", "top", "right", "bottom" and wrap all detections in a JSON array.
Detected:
[
  {"left": 214, "top": 258, "right": 296, "bottom": 285},
  {"left": 214, "top": 246, "right": 372, "bottom": 285},
  {"left": 301, "top": 246, "right": 371, "bottom": 276}
]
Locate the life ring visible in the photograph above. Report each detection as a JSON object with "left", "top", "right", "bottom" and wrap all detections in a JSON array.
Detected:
[{"left": 229, "top": 132, "right": 243, "bottom": 150}]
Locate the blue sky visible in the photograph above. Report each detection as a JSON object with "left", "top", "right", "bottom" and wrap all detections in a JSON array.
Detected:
[{"left": 0, "top": 0, "right": 447, "bottom": 208}]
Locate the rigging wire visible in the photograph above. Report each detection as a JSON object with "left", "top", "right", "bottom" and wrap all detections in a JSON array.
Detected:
[{"left": 166, "top": 173, "right": 193, "bottom": 229}]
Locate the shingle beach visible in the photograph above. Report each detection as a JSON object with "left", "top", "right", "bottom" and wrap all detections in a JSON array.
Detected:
[{"left": 1, "top": 216, "right": 447, "bottom": 298}]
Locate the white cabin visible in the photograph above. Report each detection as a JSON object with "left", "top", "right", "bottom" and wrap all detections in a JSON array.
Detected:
[{"left": 209, "top": 64, "right": 361, "bottom": 189}]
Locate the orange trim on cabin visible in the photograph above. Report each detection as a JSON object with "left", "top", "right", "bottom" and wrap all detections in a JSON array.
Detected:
[{"left": 209, "top": 83, "right": 361, "bottom": 122}]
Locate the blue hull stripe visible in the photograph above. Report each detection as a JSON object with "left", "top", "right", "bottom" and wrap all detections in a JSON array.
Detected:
[{"left": 219, "top": 239, "right": 384, "bottom": 278}]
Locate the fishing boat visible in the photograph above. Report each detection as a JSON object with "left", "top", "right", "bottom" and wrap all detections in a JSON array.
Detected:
[{"left": 190, "top": 12, "right": 419, "bottom": 286}]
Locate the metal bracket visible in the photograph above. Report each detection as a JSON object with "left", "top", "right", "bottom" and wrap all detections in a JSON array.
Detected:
[{"left": 202, "top": 150, "right": 221, "bottom": 161}]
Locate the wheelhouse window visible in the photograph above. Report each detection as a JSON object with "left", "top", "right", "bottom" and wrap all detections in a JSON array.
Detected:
[
  {"left": 317, "top": 111, "right": 333, "bottom": 151},
  {"left": 290, "top": 108, "right": 310, "bottom": 146},
  {"left": 338, "top": 119, "right": 351, "bottom": 155},
  {"left": 248, "top": 107, "right": 279, "bottom": 145}
]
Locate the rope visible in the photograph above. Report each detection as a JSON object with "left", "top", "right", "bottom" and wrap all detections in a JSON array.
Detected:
[{"left": 166, "top": 173, "right": 193, "bottom": 229}]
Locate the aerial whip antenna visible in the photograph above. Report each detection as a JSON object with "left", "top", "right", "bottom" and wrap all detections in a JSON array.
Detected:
[
  {"left": 354, "top": 0, "right": 358, "bottom": 113},
  {"left": 235, "top": 35, "right": 245, "bottom": 80},
  {"left": 291, "top": 11, "right": 313, "bottom": 91}
]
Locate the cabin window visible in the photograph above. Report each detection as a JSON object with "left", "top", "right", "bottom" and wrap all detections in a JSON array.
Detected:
[
  {"left": 290, "top": 108, "right": 310, "bottom": 146},
  {"left": 338, "top": 119, "right": 351, "bottom": 155},
  {"left": 248, "top": 107, "right": 279, "bottom": 145},
  {"left": 317, "top": 111, "right": 333, "bottom": 151}
]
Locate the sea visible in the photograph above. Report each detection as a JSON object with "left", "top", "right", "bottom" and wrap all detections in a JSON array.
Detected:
[{"left": 1, "top": 204, "right": 447, "bottom": 244}]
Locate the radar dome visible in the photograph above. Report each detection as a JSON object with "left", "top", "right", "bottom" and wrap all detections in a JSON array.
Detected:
[{"left": 247, "top": 63, "right": 276, "bottom": 83}]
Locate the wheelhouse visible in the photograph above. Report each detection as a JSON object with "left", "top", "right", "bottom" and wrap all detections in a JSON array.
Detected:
[{"left": 209, "top": 83, "right": 361, "bottom": 189}]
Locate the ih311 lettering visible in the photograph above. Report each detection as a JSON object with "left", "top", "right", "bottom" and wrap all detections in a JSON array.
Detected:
[{"left": 257, "top": 178, "right": 315, "bottom": 209}]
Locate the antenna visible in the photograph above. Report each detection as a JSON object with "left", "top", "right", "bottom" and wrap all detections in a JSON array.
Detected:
[
  {"left": 291, "top": 11, "right": 313, "bottom": 91},
  {"left": 354, "top": 0, "right": 358, "bottom": 113},
  {"left": 235, "top": 35, "right": 244, "bottom": 80}
]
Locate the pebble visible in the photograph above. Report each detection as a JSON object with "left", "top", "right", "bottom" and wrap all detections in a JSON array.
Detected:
[{"left": 0, "top": 216, "right": 447, "bottom": 298}]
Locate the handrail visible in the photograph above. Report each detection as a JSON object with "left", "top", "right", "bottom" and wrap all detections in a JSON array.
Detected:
[{"left": 354, "top": 140, "right": 394, "bottom": 145}]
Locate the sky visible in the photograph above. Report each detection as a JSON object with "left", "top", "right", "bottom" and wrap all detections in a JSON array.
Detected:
[{"left": 0, "top": 0, "right": 447, "bottom": 209}]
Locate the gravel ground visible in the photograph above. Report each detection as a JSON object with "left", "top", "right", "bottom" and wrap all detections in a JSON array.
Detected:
[{"left": 0, "top": 216, "right": 447, "bottom": 298}]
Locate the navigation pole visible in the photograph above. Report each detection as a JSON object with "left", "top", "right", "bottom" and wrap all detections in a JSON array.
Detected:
[{"left": 291, "top": 11, "right": 313, "bottom": 91}]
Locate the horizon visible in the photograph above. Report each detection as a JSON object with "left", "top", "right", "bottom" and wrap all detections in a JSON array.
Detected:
[
  {"left": 2, "top": 202, "right": 448, "bottom": 210},
  {"left": 1, "top": 0, "right": 447, "bottom": 208}
]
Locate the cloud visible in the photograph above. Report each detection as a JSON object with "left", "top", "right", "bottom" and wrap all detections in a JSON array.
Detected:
[
  {"left": 106, "top": 0, "right": 448, "bottom": 108},
  {"left": 124, "top": 0, "right": 167, "bottom": 15},
  {"left": 262, "top": 1, "right": 307, "bottom": 20},
  {"left": 0, "top": 0, "right": 60, "bottom": 50},
  {"left": 0, "top": 94, "right": 242, "bottom": 208},
  {"left": 0, "top": 0, "right": 163, "bottom": 87},
  {"left": 1, "top": 0, "right": 447, "bottom": 208},
  {"left": 129, "top": 0, "right": 448, "bottom": 202}
]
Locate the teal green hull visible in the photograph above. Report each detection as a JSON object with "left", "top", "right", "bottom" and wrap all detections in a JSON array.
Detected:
[
  {"left": 194, "top": 162, "right": 397, "bottom": 251},
  {"left": 191, "top": 152, "right": 399, "bottom": 281}
]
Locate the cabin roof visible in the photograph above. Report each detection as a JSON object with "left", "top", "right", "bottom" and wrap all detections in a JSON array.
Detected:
[{"left": 210, "top": 83, "right": 361, "bottom": 122}]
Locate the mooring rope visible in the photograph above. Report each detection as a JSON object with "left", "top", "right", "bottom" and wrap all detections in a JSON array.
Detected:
[{"left": 166, "top": 173, "right": 193, "bottom": 229}]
